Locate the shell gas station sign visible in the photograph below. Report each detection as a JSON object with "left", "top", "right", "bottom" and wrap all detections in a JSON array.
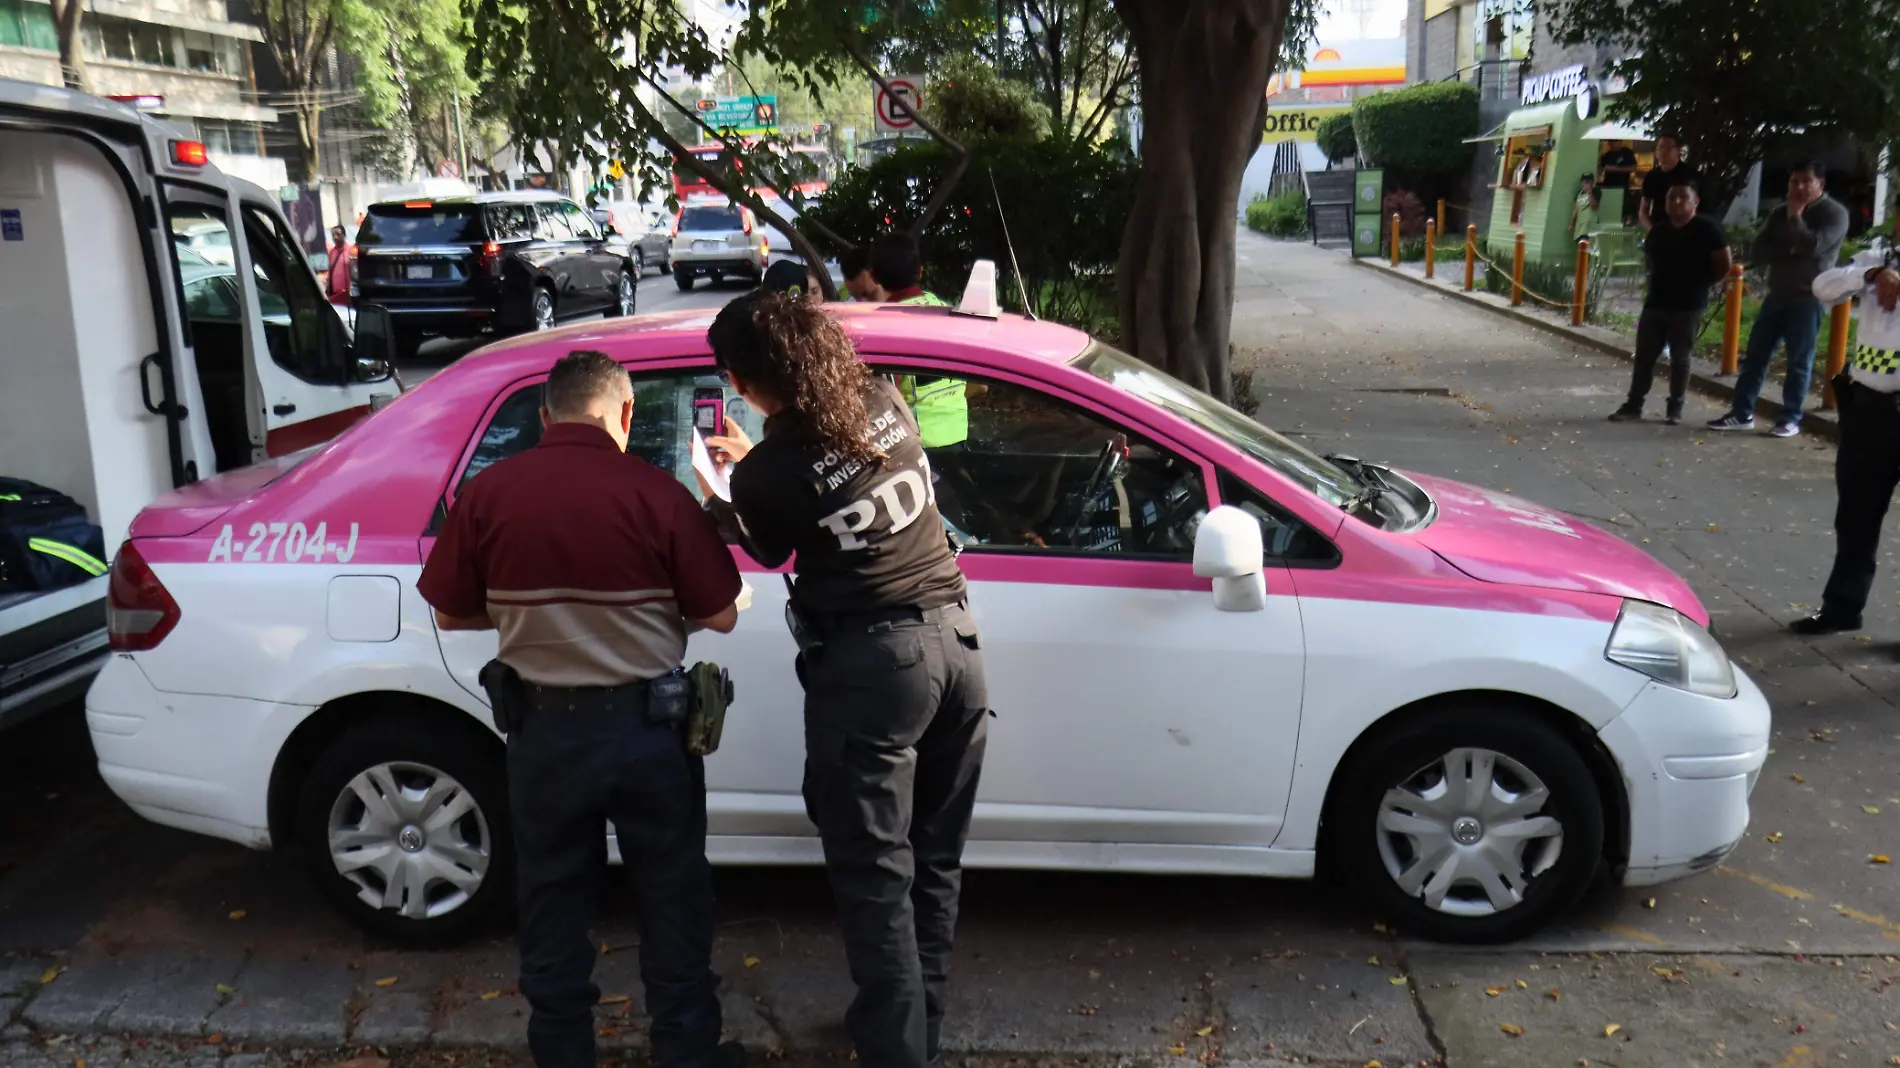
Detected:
[{"left": 1265, "top": 38, "right": 1407, "bottom": 94}]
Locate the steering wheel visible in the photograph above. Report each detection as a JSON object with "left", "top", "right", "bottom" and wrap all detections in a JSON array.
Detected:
[{"left": 1059, "top": 434, "right": 1131, "bottom": 547}]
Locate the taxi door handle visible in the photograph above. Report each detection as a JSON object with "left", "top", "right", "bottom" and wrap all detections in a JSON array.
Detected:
[{"left": 273, "top": 402, "right": 297, "bottom": 416}]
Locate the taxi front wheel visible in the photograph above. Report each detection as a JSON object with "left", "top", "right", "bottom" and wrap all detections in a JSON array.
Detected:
[
  {"left": 1328, "top": 706, "right": 1605, "bottom": 944},
  {"left": 296, "top": 718, "right": 514, "bottom": 946}
]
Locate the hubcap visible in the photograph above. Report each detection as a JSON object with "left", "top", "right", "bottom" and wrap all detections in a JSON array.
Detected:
[
  {"left": 328, "top": 761, "right": 491, "bottom": 920},
  {"left": 1374, "top": 747, "right": 1563, "bottom": 918},
  {"left": 618, "top": 274, "right": 634, "bottom": 314},
  {"left": 534, "top": 293, "right": 554, "bottom": 330}
]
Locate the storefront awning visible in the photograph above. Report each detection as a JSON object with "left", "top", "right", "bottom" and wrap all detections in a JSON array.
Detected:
[
  {"left": 1582, "top": 120, "right": 1653, "bottom": 141},
  {"left": 1463, "top": 122, "right": 1508, "bottom": 144}
]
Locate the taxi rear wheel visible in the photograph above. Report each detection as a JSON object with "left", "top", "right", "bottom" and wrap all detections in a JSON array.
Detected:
[
  {"left": 1329, "top": 706, "right": 1604, "bottom": 944},
  {"left": 296, "top": 718, "right": 513, "bottom": 946}
]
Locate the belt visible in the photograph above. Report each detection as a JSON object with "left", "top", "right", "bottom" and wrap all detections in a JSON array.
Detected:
[
  {"left": 1851, "top": 380, "right": 1900, "bottom": 407},
  {"left": 807, "top": 599, "right": 966, "bottom": 635},
  {"left": 524, "top": 678, "right": 652, "bottom": 714}
]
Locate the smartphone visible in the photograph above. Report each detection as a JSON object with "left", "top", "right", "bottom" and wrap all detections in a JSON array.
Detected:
[{"left": 692, "top": 388, "right": 725, "bottom": 437}]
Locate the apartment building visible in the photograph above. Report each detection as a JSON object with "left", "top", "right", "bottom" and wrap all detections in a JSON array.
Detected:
[{"left": 0, "top": 0, "right": 274, "bottom": 162}]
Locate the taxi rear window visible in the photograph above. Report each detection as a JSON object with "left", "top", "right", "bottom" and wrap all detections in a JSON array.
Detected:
[{"left": 359, "top": 205, "right": 483, "bottom": 246}]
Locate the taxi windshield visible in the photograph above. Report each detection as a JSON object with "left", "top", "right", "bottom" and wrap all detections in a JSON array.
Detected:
[{"left": 1076, "top": 342, "right": 1364, "bottom": 508}]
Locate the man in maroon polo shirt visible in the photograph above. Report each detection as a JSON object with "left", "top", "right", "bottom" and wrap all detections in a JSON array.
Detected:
[{"left": 418, "top": 350, "right": 745, "bottom": 1068}]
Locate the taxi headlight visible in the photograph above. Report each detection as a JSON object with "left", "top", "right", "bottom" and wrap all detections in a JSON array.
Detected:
[{"left": 1605, "top": 600, "right": 1737, "bottom": 698}]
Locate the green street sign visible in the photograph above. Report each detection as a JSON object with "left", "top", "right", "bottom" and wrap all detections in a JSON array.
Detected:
[{"left": 704, "top": 95, "right": 779, "bottom": 137}]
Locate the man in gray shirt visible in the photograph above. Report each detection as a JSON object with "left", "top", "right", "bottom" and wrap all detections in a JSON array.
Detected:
[{"left": 1709, "top": 160, "right": 1849, "bottom": 436}]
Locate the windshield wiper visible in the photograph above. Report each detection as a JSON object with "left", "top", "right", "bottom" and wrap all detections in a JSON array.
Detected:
[{"left": 1326, "top": 454, "right": 1393, "bottom": 515}]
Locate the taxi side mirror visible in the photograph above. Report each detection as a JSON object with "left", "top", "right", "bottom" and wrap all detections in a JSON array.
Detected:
[
  {"left": 1194, "top": 505, "right": 1266, "bottom": 612},
  {"left": 351, "top": 304, "right": 397, "bottom": 383}
]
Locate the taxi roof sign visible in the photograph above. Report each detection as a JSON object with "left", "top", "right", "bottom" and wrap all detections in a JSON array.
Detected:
[{"left": 955, "top": 259, "right": 1002, "bottom": 319}]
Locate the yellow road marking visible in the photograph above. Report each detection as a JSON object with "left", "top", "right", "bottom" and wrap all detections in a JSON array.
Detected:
[
  {"left": 1601, "top": 924, "right": 1666, "bottom": 945},
  {"left": 1776, "top": 1045, "right": 1814, "bottom": 1068},
  {"left": 1827, "top": 903, "right": 1900, "bottom": 946},
  {"left": 1719, "top": 866, "right": 1814, "bottom": 900}
]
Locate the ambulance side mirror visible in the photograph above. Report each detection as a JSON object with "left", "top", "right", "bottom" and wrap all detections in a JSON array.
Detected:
[
  {"left": 1194, "top": 505, "right": 1267, "bottom": 612},
  {"left": 351, "top": 304, "right": 397, "bottom": 383}
]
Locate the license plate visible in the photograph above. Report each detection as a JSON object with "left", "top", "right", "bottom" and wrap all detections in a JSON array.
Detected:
[
  {"left": 405, "top": 263, "right": 435, "bottom": 280},
  {"left": 693, "top": 240, "right": 719, "bottom": 252}
]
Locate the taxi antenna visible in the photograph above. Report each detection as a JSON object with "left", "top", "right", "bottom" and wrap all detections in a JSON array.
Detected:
[{"left": 987, "top": 167, "right": 1037, "bottom": 321}]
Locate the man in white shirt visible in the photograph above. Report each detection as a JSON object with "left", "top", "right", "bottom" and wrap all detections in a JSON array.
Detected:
[{"left": 1791, "top": 244, "right": 1900, "bottom": 634}]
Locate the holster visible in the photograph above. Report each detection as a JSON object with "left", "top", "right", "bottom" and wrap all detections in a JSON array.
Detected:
[
  {"left": 1834, "top": 371, "right": 1857, "bottom": 416},
  {"left": 478, "top": 659, "right": 529, "bottom": 738},
  {"left": 684, "top": 661, "right": 734, "bottom": 757}
]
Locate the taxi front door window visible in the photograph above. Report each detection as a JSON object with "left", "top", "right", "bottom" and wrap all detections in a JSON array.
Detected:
[
  {"left": 883, "top": 369, "right": 1211, "bottom": 557},
  {"left": 242, "top": 206, "right": 350, "bottom": 384}
]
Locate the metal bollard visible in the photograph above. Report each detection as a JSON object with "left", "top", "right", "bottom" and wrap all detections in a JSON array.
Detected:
[
  {"left": 1720, "top": 264, "right": 1744, "bottom": 375},
  {"left": 1511, "top": 231, "right": 1526, "bottom": 307},
  {"left": 1425, "top": 218, "right": 1437, "bottom": 279},
  {"left": 1822, "top": 301, "right": 1852, "bottom": 409},
  {"left": 1572, "top": 239, "right": 1590, "bottom": 326},
  {"left": 1464, "top": 224, "right": 1477, "bottom": 292},
  {"left": 1390, "top": 213, "right": 1401, "bottom": 267}
]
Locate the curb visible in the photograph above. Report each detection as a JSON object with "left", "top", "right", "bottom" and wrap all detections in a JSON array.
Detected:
[{"left": 1352, "top": 257, "right": 1842, "bottom": 443}]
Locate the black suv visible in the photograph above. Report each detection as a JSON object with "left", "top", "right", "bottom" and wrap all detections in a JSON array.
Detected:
[{"left": 353, "top": 191, "right": 637, "bottom": 356}]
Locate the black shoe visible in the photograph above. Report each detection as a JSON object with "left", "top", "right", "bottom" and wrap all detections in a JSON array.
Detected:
[
  {"left": 1790, "top": 612, "right": 1863, "bottom": 636},
  {"left": 1608, "top": 405, "right": 1642, "bottom": 422}
]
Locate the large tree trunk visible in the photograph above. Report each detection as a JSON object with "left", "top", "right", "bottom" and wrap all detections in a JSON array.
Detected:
[
  {"left": 1112, "top": 0, "right": 1285, "bottom": 400},
  {"left": 295, "top": 104, "right": 324, "bottom": 184},
  {"left": 50, "top": 0, "right": 88, "bottom": 92}
]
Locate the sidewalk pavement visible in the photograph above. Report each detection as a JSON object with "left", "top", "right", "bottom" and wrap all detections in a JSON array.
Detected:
[
  {"left": 6, "top": 234, "right": 1900, "bottom": 1068},
  {"left": 1358, "top": 252, "right": 1842, "bottom": 440}
]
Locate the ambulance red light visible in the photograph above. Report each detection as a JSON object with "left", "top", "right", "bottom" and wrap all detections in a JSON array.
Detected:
[{"left": 170, "top": 140, "right": 208, "bottom": 167}]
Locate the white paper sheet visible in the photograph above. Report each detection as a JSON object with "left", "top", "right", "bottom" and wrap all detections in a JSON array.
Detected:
[{"left": 691, "top": 427, "right": 731, "bottom": 502}]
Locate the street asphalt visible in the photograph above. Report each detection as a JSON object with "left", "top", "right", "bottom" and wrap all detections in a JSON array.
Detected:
[{"left": 5, "top": 233, "right": 1900, "bottom": 1067}]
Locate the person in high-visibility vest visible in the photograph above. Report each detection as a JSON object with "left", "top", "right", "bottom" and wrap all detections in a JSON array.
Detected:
[{"left": 871, "top": 233, "right": 967, "bottom": 449}]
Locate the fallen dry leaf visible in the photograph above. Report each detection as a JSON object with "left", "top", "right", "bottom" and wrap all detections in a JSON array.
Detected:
[
  {"left": 1195, "top": 1026, "right": 1214, "bottom": 1037},
  {"left": 479, "top": 991, "right": 501, "bottom": 1001},
  {"left": 1515, "top": 979, "right": 1529, "bottom": 989},
  {"left": 39, "top": 967, "right": 60, "bottom": 985},
  {"left": 203, "top": 1035, "right": 223, "bottom": 1047},
  {"left": 599, "top": 994, "right": 631, "bottom": 1006},
  {"left": 74, "top": 1059, "right": 84, "bottom": 1068},
  {"left": 373, "top": 976, "right": 399, "bottom": 987},
  {"left": 1485, "top": 985, "right": 1506, "bottom": 997},
  {"left": 1644, "top": 898, "right": 1657, "bottom": 909},
  {"left": 1168, "top": 1045, "right": 1187, "bottom": 1056},
  {"left": 1792, "top": 774, "right": 1807, "bottom": 783},
  {"left": 1869, "top": 806, "right": 1884, "bottom": 815},
  {"left": 317, "top": 1059, "right": 389, "bottom": 1068},
  {"left": 1389, "top": 976, "right": 1408, "bottom": 985},
  {"left": 1500, "top": 1023, "right": 1525, "bottom": 1037},
  {"left": 215, "top": 984, "right": 236, "bottom": 996},
  {"left": 1650, "top": 966, "right": 1676, "bottom": 977},
  {"left": 1604, "top": 1024, "right": 1622, "bottom": 1037},
  {"left": 1875, "top": 855, "right": 1893, "bottom": 865},
  {"left": 227, "top": 910, "right": 246, "bottom": 921},
  {"left": 743, "top": 956, "right": 761, "bottom": 969},
  {"left": 1546, "top": 987, "right": 1561, "bottom": 1001},
  {"left": 1767, "top": 832, "right": 1784, "bottom": 843},
  {"left": 1372, "top": 922, "right": 1389, "bottom": 933},
  {"left": 1706, "top": 524, "right": 1719, "bottom": 533},
  {"left": 1367, "top": 954, "right": 1381, "bottom": 966},
  {"left": 1364, "top": 1061, "right": 1383, "bottom": 1068}
]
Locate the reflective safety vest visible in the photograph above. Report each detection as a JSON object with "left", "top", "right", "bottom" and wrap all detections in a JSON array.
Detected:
[{"left": 894, "top": 291, "right": 969, "bottom": 447}]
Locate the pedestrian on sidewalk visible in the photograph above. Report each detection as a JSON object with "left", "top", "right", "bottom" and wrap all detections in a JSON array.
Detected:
[
  {"left": 1610, "top": 183, "right": 1732, "bottom": 425},
  {"left": 1599, "top": 141, "right": 1639, "bottom": 225},
  {"left": 1708, "top": 161, "right": 1848, "bottom": 437},
  {"left": 1637, "top": 133, "right": 1700, "bottom": 233},
  {"left": 1788, "top": 243, "right": 1900, "bottom": 635},
  {"left": 324, "top": 225, "right": 351, "bottom": 305},
  {"left": 1571, "top": 179, "right": 1602, "bottom": 242}
]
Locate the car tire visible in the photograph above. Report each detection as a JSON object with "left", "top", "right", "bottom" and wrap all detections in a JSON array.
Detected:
[
  {"left": 709, "top": 271, "right": 724, "bottom": 286},
  {"left": 1328, "top": 704, "right": 1604, "bottom": 944},
  {"left": 658, "top": 256, "right": 673, "bottom": 276},
  {"left": 633, "top": 250, "right": 646, "bottom": 277},
  {"left": 675, "top": 270, "right": 694, "bottom": 292},
  {"left": 296, "top": 716, "right": 513, "bottom": 947},
  {"left": 531, "top": 285, "right": 557, "bottom": 331},
  {"left": 607, "top": 268, "right": 636, "bottom": 318}
]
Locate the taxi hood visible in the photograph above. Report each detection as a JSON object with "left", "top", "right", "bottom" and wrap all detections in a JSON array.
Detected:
[{"left": 1401, "top": 471, "right": 1709, "bottom": 626}]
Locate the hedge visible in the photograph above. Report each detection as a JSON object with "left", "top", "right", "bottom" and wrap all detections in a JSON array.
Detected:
[
  {"left": 1352, "top": 82, "right": 1480, "bottom": 175},
  {"left": 1316, "top": 111, "right": 1357, "bottom": 165}
]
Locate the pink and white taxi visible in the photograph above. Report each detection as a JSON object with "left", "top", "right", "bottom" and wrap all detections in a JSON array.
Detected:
[{"left": 87, "top": 283, "right": 1769, "bottom": 945}]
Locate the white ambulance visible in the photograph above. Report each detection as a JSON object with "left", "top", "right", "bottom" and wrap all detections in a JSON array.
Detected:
[{"left": 0, "top": 78, "right": 397, "bottom": 728}]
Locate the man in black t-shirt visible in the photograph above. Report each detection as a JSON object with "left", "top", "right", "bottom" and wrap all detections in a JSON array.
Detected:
[
  {"left": 1638, "top": 133, "right": 1700, "bottom": 233},
  {"left": 1598, "top": 142, "right": 1639, "bottom": 224},
  {"left": 1610, "top": 182, "right": 1732, "bottom": 424}
]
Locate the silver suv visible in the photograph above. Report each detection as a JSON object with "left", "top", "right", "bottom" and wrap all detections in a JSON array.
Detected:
[{"left": 670, "top": 200, "right": 769, "bottom": 291}]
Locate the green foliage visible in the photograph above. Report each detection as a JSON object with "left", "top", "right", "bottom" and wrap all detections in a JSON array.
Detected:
[
  {"left": 1245, "top": 189, "right": 1308, "bottom": 238},
  {"left": 1006, "top": 0, "right": 1137, "bottom": 141},
  {"left": 803, "top": 135, "right": 1136, "bottom": 337},
  {"left": 1315, "top": 111, "right": 1356, "bottom": 165},
  {"left": 1545, "top": 0, "right": 1900, "bottom": 211},
  {"left": 929, "top": 52, "right": 1051, "bottom": 141},
  {"left": 1351, "top": 82, "right": 1479, "bottom": 176}
]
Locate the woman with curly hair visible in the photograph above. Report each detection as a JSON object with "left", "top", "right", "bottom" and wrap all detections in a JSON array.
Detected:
[{"left": 701, "top": 290, "right": 987, "bottom": 1068}]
